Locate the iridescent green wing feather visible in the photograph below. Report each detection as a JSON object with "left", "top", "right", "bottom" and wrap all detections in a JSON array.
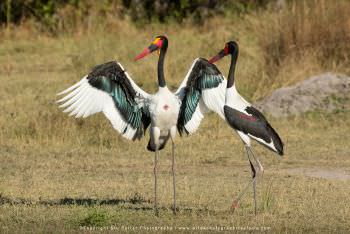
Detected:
[
  {"left": 88, "top": 61, "right": 150, "bottom": 140},
  {"left": 177, "top": 58, "right": 224, "bottom": 135}
]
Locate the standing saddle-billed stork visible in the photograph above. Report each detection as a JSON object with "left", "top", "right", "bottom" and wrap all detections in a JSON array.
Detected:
[
  {"left": 57, "top": 35, "right": 226, "bottom": 215},
  {"left": 209, "top": 41, "right": 284, "bottom": 215}
]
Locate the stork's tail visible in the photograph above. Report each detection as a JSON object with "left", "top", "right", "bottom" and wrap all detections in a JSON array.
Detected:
[
  {"left": 147, "top": 135, "right": 170, "bottom": 152},
  {"left": 267, "top": 124, "right": 284, "bottom": 156}
]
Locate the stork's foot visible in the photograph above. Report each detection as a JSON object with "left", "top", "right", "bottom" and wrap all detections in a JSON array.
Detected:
[
  {"left": 172, "top": 206, "right": 179, "bottom": 215},
  {"left": 154, "top": 209, "right": 159, "bottom": 217},
  {"left": 230, "top": 199, "right": 239, "bottom": 212}
]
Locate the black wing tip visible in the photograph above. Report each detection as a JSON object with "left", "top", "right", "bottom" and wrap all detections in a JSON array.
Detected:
[
  {"left": 277, "top": 147, "right": 284, "bottom": 156},
  {"left": 177, "top": 127, "right": 189, "bottom": 137},
  {"left": 273, "top": 136, "right": 284, "bottom": 156},
  {"left": 246, "top": 106, "right": 284, "bottom": 156},
  {"left": 131, "top": 128, "right": 143, "bottom": 141},
  {"left": 177, "top": 126, "right": 184, "bottom": 136}
]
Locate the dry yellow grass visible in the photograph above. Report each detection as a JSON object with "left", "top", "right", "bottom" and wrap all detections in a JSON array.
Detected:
[
  {"left": 245, "top": 0, "right": 350, "bottom": 99},
  {"left": 0, "top": 1, "right": 350, "bottom": 232}
]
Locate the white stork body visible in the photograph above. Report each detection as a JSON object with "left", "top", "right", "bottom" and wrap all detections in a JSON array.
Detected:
[
  {"left": 150, "top": 87, "right": 180, "bottom": 129},
  {"left": 147, "top": 87, "right": 180, "bottom": 150}
]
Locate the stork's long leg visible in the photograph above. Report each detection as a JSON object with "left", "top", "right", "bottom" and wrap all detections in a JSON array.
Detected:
[
  {"left": 248, "top": 147, "right": 264, "bottom": 215},
  {"left": 252, "top": 163, "right": 257, "bottom": 215},
  {"left": 247, "top": 147, "right": 264, "bottom": 177},
  {"left": 246, "top": 146, "right": 258, "bottom": 215},
  {"left": 231, "top": 145, "right": 257, "bottom": 214},
  {"left": 171, "top": 139, "right": 176, "bottom": 215},
  {"left": 154, "top": 147, "right": 159, "bottom": 216}
]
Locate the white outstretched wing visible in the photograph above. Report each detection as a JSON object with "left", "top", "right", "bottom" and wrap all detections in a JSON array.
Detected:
[
  {"left": 176, "top": 58, "right": 226, "bottom": 135},
  {"left": 57, "top": 61, "right": 151, "bottom": 140}
]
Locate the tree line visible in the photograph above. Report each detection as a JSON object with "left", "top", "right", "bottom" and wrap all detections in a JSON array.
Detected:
[{"left": 0, "top": 0, "right": 271, "bottom": 26}]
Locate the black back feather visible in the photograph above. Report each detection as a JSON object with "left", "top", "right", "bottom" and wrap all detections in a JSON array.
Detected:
[{"left": 224, "top": 105, "right": 284, "bottom": 155}]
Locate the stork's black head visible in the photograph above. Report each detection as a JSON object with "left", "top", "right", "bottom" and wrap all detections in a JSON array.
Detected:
[
  {"left": 134, "top": 35, "right": 168, "bottom": 61},
  {"left": 225, "top": 41, "right": 239, "bottom": 55},
  {"left": 208, "top": 40, "right": 239, "bottom": 64}
]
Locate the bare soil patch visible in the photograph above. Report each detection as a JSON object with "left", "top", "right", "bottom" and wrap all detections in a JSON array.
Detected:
[{"left": 286, "top": 167, "right": 350, "bottom": 180}]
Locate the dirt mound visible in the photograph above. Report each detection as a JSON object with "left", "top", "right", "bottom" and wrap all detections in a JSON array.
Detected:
[{"left": 254, "top": 73, "right": 350, "bottom": 117}]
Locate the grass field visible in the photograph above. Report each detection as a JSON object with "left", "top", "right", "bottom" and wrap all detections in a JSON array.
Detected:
[{"left": 1, "top": 1, "right": 350, "bottom": 232}]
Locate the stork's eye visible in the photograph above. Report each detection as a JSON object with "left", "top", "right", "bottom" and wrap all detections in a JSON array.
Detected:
[{"left": 152, "top": 38, "right": 163, "bottom": 48}]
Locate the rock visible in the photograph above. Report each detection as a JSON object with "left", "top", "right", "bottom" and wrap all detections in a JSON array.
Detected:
[{"left": 254, "top": 73, "right": 350, "bottom": 117}]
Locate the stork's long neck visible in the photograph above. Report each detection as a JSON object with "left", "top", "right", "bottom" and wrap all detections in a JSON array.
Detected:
[
  {"left": 157, "top": 42, "right": 168, "bottom": 88},
  {"left": 227, "top": 50, "right": 238, "bottom": 89}
]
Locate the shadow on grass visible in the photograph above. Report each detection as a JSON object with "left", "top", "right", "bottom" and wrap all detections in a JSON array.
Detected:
[
  {"left": 0, "top": 192, "right": 151, "bottom": 206},
  {"left": 0, "top": 193, "right": 215, "bottom": 213}
]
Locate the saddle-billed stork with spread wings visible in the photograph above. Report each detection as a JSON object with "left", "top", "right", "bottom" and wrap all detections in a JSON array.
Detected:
[{"left": 57, "top": 36, "right": 226, "bottom": 215}]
